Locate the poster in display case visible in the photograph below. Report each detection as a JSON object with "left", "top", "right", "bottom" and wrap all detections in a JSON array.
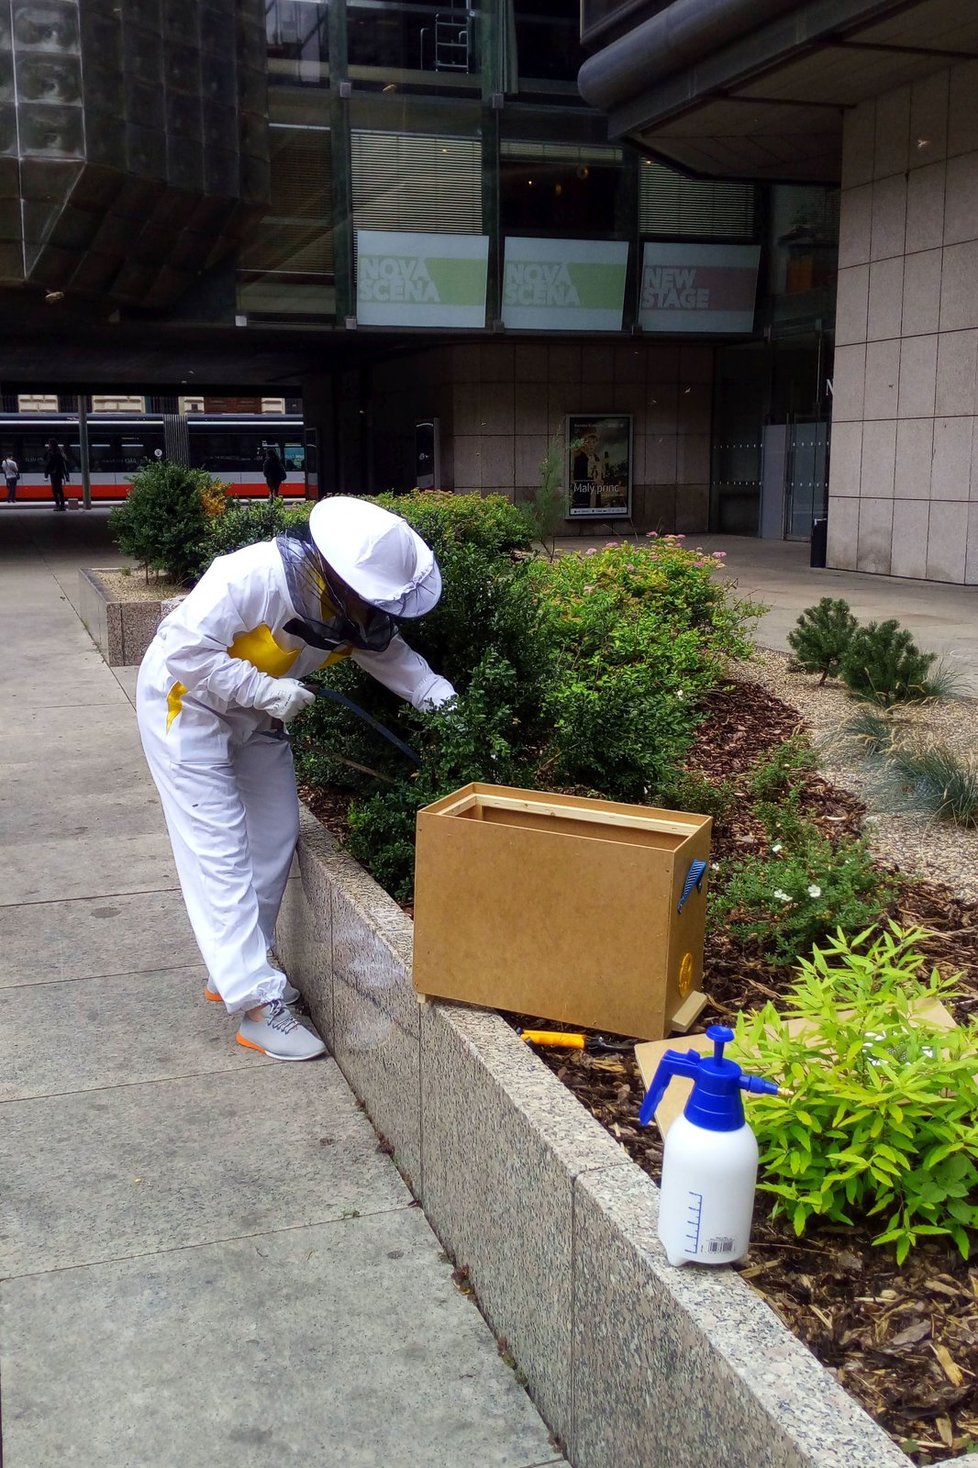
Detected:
[{"left": 566, "top": 413, "right": 632, "bottom": 518}]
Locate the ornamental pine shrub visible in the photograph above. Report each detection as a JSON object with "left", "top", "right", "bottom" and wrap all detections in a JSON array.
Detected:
[
  {"left": 733, "top": 925, "right": 978, "bottom": 1263},
  {"left": 787, "top": 597, "right": 857, "bottom": 683},
  {"left": 109, "top": 461, "right": 228, "bottom": 585},
  {"left": 840, "top": 619, "right": 937, "bottom": 707}
]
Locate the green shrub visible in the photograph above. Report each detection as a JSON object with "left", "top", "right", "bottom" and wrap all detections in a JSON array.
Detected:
[
  {"left": 709, "top": 831, "right": 898, "bottom": 965},
  {"left": 747, "top": 734, "right": 817, "bottom": 801},
  {"left": 888, "top": 742, "right": 978, "bottom": 829},
  {"left": 342, "top": 651, "right": 537, "bottom": 901},
  {"left": 530, "top": 539, "right": 759, "bottom": 802},
  {"left": 294, "top": 493, "right": 547, "bottom": 897},
  {"left": 840, "top": 619, "right": 937, "bottom": 707},
  {"left": 523, "top": 432, "right": 566, "bottom": 559},
  {"left": 655, "top": 769, "right": 736, "bottom": 825},
  {"left": 109, "top": 462, "right": 228, "bottom": 584},
  {"left": 199, "top": 498, "right": 310, "bottom": 568},
  {"left": 787, "top": 597, "right": 857, "bottom": 683},
  {"left": 372, "top": 490, "right": 533, "bottom": 556},
  {"left": 733, "top": 925, "right": 978, "bottom": 1263},
  {"left": 297, "top": 512, "right": 759, "bottom": 898}
]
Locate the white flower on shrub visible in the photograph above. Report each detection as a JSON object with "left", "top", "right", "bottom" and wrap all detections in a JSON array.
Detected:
[
  {"left": 773, "top": 888, "right": 791, "bottom": 903},
  {"left": 772, "top": 842, "right": 783, "bottom": 853},
  {"left": 807, "top": 884, "right": 822, "bottom": 898}
]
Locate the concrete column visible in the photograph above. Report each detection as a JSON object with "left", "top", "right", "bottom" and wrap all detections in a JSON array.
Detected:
[{"left": 830, "top": 61, "right": 978, "bottom": 584}]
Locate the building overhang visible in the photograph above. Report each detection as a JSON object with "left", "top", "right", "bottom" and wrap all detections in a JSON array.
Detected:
[{"left": 578, "top": 0, "right": 978, "bottom": 182}]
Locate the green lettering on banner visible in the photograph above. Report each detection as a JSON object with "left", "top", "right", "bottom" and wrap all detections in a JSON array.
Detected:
[
  {"left": 565, "top": 262, "right": 627, "bottom": 310},
  {"left": 425, "top": 258, "right": 487, "bottom": 307}
]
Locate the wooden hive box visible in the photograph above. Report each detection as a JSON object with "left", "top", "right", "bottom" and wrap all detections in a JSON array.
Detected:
[{"left": 413, "top": 782, "right": 712, "bottom": 1041}]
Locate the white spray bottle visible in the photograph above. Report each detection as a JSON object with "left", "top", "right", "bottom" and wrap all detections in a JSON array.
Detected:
[{"left": 639, "top": 1024, "right": 779, "bottom": 1266}]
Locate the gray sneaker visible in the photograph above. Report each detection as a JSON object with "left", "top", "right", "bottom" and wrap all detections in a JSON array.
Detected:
[{"left": 237, "top": 1002, "right": 326, "bottom": 1061}]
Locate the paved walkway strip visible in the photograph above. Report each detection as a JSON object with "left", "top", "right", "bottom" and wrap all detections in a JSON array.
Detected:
[{"left": 0, "top": 513, "right": 561, "bottom": 1468}]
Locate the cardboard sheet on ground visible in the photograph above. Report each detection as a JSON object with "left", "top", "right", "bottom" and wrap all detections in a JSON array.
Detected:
[{"left": 635, "top": 998, "right": 957, "bottom": 1139}]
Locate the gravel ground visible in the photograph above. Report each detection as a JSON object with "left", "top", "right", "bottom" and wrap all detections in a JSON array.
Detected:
[
  {"left": 92, "top": 568, "right": 186, "bottom": 601},
  {"left": 745, "top": 647, "right": 978, "bottom": 903}
]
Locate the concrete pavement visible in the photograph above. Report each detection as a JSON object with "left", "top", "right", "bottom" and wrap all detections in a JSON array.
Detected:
[{"left": 0, "top": 507, "right": 562, "bottom": 1468}]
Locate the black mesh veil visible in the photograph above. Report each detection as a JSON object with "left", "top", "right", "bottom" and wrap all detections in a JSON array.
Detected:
[{"left": 276, "top": 525, "right": 397, "bottom": 654}]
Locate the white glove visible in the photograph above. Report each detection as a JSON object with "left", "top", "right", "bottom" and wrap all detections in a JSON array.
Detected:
[
  {"left": 254, "top": 678, "right": 316, "bottom": 721},
  {"left": 415, "top": 676, "right": 457, "bottom": 712}
]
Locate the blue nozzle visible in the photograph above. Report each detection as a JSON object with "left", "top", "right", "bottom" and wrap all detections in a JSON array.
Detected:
[{"left": 639, "top": 1023, "right": 778, "bottom": 1132}]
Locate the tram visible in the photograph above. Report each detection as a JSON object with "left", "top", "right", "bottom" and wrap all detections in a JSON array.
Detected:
[{"left": 0, "top": 412, "right": 309, "bottom": 502}]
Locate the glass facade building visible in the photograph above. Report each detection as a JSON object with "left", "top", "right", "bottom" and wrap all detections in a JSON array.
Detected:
[{"left": 1, "top": 0, "right": 840, "bottom": 536}]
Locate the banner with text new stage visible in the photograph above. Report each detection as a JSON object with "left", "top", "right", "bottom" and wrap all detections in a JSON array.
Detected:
[
  {"left": 356, "top": 230, "right": 489, "bottom": 328},
  {"left": 638, "top": 243, "right": 760, "bottom": 334},
  {"left": 501, "top": 238, "right": 629, "bottom": 332}
]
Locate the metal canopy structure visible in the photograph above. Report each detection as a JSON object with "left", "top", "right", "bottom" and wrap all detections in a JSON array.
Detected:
[{"left": 578, "top": 0, "right": 978, "bottom": 181}]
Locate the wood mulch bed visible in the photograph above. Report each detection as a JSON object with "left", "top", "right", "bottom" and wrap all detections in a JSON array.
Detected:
[{"left": 300, "top": 675, "right": 978, "bottom": 1464}]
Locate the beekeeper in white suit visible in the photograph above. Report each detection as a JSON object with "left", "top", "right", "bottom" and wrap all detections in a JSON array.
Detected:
[{"left": 136, "top": 496, "right": 455, "bottom": 1061}]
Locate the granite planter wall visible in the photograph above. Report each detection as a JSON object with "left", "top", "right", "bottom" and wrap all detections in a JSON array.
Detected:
[
  {"left": 78, "top": 568, "right": 184, "bottom": 667},
  {"left": 278, "top": 808, "right": 954, "bottom": 1468}
]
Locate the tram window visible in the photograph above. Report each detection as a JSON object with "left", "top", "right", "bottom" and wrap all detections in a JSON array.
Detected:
[
  {"left": 284, "top": 442, "right": 305, "bottom": 470},
  {"left": 120, "top": 439, "right": 150, "bottom": 470},
  {"left": 21, "top": 435, "right": 53, "bottom": 470},
  {"left": 190, "top": 431, "right": 257, "bottom": 471}
]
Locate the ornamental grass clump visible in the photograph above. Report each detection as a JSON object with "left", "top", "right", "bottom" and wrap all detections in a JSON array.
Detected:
[
  {"left": 733, "top": 925, "right": 978, "bottom": 1263},
  {"left": 887, "top": 742, "right": 978, "bottom": 830}
]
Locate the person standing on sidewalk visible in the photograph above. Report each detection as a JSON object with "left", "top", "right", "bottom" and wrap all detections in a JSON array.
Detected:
[
  {"left": 261, "top": 447, "right": 287, "bottom": 499},
  {"left": 2, "top": 452, "right": 19, "bottom": 503},
  {"left": 136, "top": 496, "right": 455, "bottom": 1062},
  {"left": 43, "top": 439, "right": 70, "bottom": 511}
]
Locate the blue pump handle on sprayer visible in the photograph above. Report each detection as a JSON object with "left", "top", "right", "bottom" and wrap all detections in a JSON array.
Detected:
[
  {"left": 638, "top": 1025, "right": 778, "bottom": 1132},
  {"left": 677, "top": 859, "right": 708, "bottom": 913}
]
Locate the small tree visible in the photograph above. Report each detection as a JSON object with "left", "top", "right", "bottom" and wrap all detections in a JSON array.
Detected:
[
  {"left": 840, "top": 619, "right": 937, "bottom": 707},
  {"left": 109, "top": 462, "right": 227, "bottom": 585},
  {"left": 787, "top": 597, "right": 857, "bottom": 684},
  {"left": 525, "top": 431, "right": 567, "bottom": 559}
]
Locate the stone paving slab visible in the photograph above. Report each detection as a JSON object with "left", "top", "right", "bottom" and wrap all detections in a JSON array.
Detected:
[
  {"left": 0, "top": 832, "right": 179, "bottom": 906},
  {"left": 0, "top": 1213, "right": 562, "bottom": 1468},
  {"left": 0, "top": 967, "right": 263, "bottom": 1101},
  {"left": 1, "top": 1066, "right": 407, "bottom": 1277},
  {"left": 0, "top": 701, "right": 149, "bottom": 761},
  {"left": 0, "top": 769, "right": 164, "bottom": 841},
  {"left": 0, "top": 890, "right": 194, "bottom": 988}
]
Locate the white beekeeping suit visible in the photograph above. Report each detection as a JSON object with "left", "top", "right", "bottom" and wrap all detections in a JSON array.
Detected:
[{"left": 136, "top": 497, "right": 454, "bottom": 1061}]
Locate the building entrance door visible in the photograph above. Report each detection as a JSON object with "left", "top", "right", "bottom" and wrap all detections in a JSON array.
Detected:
[{"left": 785, "top": 420, "right": 828, "bottom": 540}]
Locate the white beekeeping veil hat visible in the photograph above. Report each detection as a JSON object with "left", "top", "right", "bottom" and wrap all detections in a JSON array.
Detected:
[{"left": 308, "top": 497, "right": 442, "bottom": 619}]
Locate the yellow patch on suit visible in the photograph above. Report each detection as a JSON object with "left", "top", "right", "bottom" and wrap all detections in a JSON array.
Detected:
[
  {"left": 166, "top": 681, "right": 187, "bottom": 731},
  {"left": 228, "top": 625, "right": 301, "bottom": 677}
]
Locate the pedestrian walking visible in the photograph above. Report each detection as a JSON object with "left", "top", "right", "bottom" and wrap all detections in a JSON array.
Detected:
[
  {"left": 43, "top": 439, "right": 70, "bottom": 511},
  {"left": 1, "top": 452, "right": 19, "bottom": 503},
  {"left": 136, "top": 496, "right": 455, "bottom": 1061},
  {"left": 261, "top": 447, "right": 287, "bottom": 498}
]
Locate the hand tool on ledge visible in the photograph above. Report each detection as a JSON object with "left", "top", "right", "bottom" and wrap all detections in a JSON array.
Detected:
[{"left": 519, "top": 1029, "right": 637, "bottom": 1055}]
